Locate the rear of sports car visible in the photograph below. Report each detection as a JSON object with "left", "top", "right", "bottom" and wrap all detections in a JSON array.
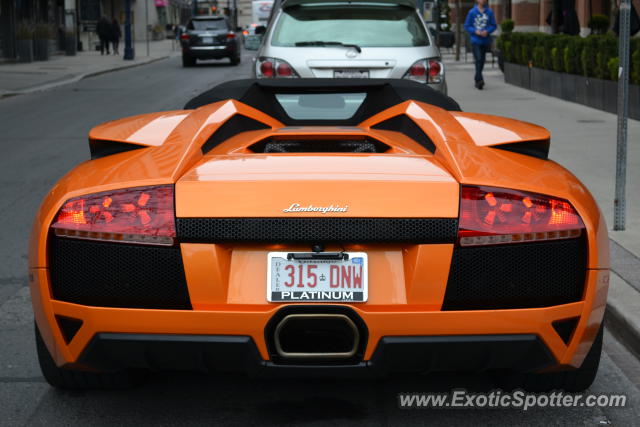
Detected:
[{"left": 29, "top": 80, "right": 609, "bottom": 391}]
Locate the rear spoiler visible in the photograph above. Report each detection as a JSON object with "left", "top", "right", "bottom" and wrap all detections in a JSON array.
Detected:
[
  {"left": 452, "top": 112, "right": 551, "bottom": 159},
  {"left": 183, "top": 78, "right": 461, "bottom": 126},
  {"left": 88, "top": 111, "right": 189, "bottom": 160}
]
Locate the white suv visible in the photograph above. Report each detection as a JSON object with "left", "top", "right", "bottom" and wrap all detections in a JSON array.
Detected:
[{"left": 253, "top": 0, "right": 446, "bottom": 93}]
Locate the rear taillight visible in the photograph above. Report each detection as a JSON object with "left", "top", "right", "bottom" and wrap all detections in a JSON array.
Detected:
[
  {"left": 227, "top": 32, "right": 236, "bottom": 40},
  {"left": 180, "top": 33, "right": 190, "bottom": 41},
  {"left": 260, "top": 60, "right": 275, "bottom": 77},
  {"left": 403, "top": 58, "right": 443, "bottom": 84},
  {"left": 257, "top": 57, "right": 299, "bottom": 78},
  {"left": 51, "top": 185, "right": 175, "bottom": 246},
  {"left": 458, "top": 186, "right": 584, "bottom": 247}
]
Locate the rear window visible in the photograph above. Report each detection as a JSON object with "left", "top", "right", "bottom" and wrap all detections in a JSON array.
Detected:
[
  {"left": 189, "top": 19, "right": 228, "bottom": 31},
  {"left": 271, "top": 5, "right": 429, "bottom": 47},
  {"left": 276, "top": 93, "right": 367, "bottom": 119}
]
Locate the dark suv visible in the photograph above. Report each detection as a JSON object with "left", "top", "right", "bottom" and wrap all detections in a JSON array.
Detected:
[{"left": 180, "top": 16, "right": 241, "bottom": 67}]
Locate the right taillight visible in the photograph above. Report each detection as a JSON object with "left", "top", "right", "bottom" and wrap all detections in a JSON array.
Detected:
[
  {"left": 51, "top": 185, "right": 176, "bottom": 246},
  {"left": 403, "top": 58, "right": 443, "bottom": 84},
  {"left": 257, "top": 57, "right": 299, "bottom": 78},
  {"left": 458, "top": 186, "right": 584, "bottom": 247}
]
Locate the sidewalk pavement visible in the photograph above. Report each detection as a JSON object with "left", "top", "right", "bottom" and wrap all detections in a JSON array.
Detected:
[
  {"left": 445, "top": 54, "right": 640, "bottom": 357},
  {"left": 0, "top": 39, "right": 180, "bottom": 97}
]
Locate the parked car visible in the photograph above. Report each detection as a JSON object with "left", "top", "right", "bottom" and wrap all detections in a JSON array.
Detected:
[
  {"left": 253, "top": 0, "right": 446, "bottom": 93},
  {"left": 180, "top": 16, "right": 241, "bottom": 67}
]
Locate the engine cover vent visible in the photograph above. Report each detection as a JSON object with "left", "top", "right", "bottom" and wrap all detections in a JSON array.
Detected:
[{"left": 249, "top": 139, "right": 390, "bottom": 153}]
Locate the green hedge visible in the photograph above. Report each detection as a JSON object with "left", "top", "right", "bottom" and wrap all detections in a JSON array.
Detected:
[{"left": 498, "top": 31, "right": 640, "bottom": 82}]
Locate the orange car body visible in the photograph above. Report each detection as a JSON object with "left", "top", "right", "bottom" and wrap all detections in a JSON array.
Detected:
[{"left": 29, "top": 80, "right": 609, "bottom": 381}]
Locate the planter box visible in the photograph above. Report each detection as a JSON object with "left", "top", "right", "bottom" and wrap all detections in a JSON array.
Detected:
[
  {"left": 33, "top": 39, "right": 49, "bottom": 61},
  {"left": 530, "top": 67, "right": 546, "bottom": 94},
  {"left": 585, "top": 78, "right": 605, "bottom": 111},
  {"left": 65, "top": 35, "right": 77, "bottom": 56},
  {"left": 548, "top": 70, "right": 562, "bottom": 98},
  {"left": 575, "top": 76, "right": 589, "bottom": 106},
  {"left": 630, "top": 84, "right": 640, "bottom": 120},
  {"left": 602, "top": 80, "right": 618, "bottom": 114},
  {"left": 561, "top": 73, "right": 578, "bottom": 103},
  {"left": 17, "top": 40, "right": 33, "bottom": 63},
  {"left": 504, "top": 62, "right": 530, "bottom": 89}
]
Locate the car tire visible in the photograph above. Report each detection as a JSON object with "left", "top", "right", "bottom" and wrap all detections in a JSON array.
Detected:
[
  {"left": 182, "top": 54, "right": 196, "bottom": 67},
  {"left": 35, "top": 322, "right": 136, "bottom": 389},
  {"left": 496, "top": 322, "right": 603, "bottom": 392},
  {"left": 230, "top": 54, "right": 241, "bottom": 66}
]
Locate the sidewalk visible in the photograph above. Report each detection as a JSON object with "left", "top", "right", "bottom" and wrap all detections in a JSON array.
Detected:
[
  {"left": 0, "top": 39, "right": 180, "bottom": 97},
  {"left": 444, "top": 54, "right": 640, "bottom": 356}
]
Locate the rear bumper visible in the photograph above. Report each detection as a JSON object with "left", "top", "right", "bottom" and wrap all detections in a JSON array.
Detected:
[
  {"left": 78, "top": 332, "right": 554, "bottom": 378},
  {"left": 31, "top": 267, "right": 608, "bottom": 374},
  {"left": 184, "top": 45, "right": 235, "bottom": 59}
]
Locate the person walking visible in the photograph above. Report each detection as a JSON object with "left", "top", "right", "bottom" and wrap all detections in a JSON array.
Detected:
[
  {"left": 464, "top": 0, "right": 496, "bottom": 89},
  {"left": 97, "top": 16, "right": 111, "bottom": 55},
  {"left": 110, "top": 18, "right": 122, "bottom": 55}
]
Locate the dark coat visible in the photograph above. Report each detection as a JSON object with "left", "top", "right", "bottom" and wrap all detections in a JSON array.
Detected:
[
  {"left": 97, "top": 18, "right": 110, "bottom": 39},
  {"left": 110, "top": 21, "right": 122, "bottom": 41}
]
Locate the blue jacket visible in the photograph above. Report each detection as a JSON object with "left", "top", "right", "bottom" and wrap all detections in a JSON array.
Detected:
[{"left": 464, "top": 6, "right": 497, "bottom": 46}]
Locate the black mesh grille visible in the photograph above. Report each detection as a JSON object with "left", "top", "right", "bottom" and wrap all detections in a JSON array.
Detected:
[
  {"left": 177, "top": 218, "right": 457, "bottom": 243},
  {"left": 49, "top": 237, "right": 191, "bottom": 309},
  {"left": 442, "top": 238, "right": 587, "bottom": 310}
]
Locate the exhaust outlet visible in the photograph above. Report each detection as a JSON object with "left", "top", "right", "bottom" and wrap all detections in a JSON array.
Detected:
[{"left": 274, "top": 314, "right": 360, "bottom": 359}]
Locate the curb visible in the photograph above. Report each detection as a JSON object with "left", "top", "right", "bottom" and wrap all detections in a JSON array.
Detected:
[
  {"left": 606, "top": 300, "right": 640, "bottom": 360},
  {"left": 0, "top": 55, "right": 170, "bottom": 99}
]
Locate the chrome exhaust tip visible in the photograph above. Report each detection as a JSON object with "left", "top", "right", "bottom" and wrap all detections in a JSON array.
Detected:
[{"left": 273, "top": 313, "right": 360, "bottom": 359}]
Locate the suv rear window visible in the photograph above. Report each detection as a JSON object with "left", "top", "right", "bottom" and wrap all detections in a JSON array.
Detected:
[
  {"left": 188, "top": 19, "right": 228, "bottom": 31},
  {"left": 271, "top": 5, "right": 429, "bottom": 47}
]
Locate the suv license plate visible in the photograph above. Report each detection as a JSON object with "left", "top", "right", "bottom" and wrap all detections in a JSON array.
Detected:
[
  {"left": 334, "top": 70, "right": 370, "bottom": 78},
  {"left": 267, "top": 252, "right": 368, "bottom": 302}
]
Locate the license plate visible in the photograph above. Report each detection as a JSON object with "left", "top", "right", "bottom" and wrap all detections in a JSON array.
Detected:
[
  {"left": 267, "top": 252, "right": 368, "bottom": 302},
  {"left": 201, "top": 37, "right": 214, "bottom": 44},
  {"left": 334, "top": 70, "right": 370, "bottom": 78}
]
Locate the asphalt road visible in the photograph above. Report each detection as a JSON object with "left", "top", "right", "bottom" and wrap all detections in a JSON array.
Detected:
[{"left": 1, "top": 54, "right": 639, "bottom": 426}]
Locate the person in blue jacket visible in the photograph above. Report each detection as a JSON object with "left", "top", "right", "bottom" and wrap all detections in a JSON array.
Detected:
[{"left": 464, "top": 0, "right": 497, "bottom": 89}]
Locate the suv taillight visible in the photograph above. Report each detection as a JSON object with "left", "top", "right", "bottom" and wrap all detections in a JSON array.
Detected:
[
  {"left": 180, "top": 33, "right": 190, "bottom": 41},
  {"left": 458, "top": 186, "right": 584, "bottom": 246},
  {"left": 257, "top": 57, "right": 299, "bottom": 78},
  {"left": 51, "top": 185, "right": 176, "bottom": 246},
  {"left": 403, "top": 59, "right": 444, "bottom": 84}
]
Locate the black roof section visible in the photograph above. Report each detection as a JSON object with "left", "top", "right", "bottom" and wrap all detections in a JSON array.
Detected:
[{"left": 183, "top": 78, "right": 461, "bottom": 126}]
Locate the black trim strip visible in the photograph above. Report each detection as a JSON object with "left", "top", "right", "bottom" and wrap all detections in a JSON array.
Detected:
[
  {"left": 201, "top": 114, "right": 271, "bottom": 154},
  {"left": 89, "top": 140, "right": 146, "bottom": 160},
  {"left": 176, "top": 217, "right": 458, "bottom": 243},
  {"left": 493, "top": 140, "right": 550, "bottom": 160},
  {"left": 371, "top": 114, "right": 436, "bottom": 153}
]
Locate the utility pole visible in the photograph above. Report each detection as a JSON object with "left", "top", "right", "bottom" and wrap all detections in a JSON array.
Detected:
[
  {"left": 455, "top": 0, "right": 461, "bottom": 60},
  {"left": 124, "top": 0, "right": 135, "bottom": 59},
  {"left": 614, "top": 0, "right": 631, "bottom": 230}
]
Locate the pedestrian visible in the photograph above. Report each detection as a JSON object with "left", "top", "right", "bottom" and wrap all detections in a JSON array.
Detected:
[
  {"left": 464, "top": 0, "right": 497, "bottom": 90},
  {"left": 110, "top": 18, "right": 122, "bottom": 55},
  {"left": 97, "top": 16, "right": 111, "bottom": 55}
]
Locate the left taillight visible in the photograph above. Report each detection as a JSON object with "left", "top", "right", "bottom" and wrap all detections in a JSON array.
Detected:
[
  {"left": 51, "top": 185, "right": 175, "bottom": 246},
  {"left": 458, "top": 186, "right": 585, "bottom": 247}
]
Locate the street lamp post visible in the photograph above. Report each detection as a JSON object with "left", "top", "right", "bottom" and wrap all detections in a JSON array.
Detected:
[{"left": 124, "top": 0, "right": 135, "bottom": 59}]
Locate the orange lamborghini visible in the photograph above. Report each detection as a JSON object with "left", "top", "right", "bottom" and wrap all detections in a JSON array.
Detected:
[{"left": 29, "top": 79, "right": 609, "bottom": 391}]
